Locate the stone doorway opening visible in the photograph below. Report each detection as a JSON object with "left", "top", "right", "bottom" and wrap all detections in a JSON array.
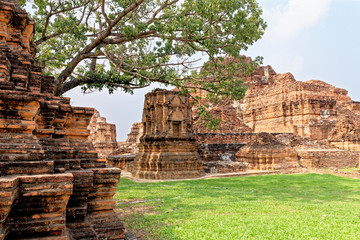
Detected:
[{"left": 173, "top": 121, "right": 181, "bottom": 137}]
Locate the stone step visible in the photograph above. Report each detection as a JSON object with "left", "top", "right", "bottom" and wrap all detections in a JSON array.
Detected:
[
  {"left": 0, "top": 133, "right": 38, "bottom": 140},
  {"left": 0, "top": 138, "right": 38, "bottom": 144},
  {"left": 44, "top": 153, "right": 98, "bottom": 160},
  {"left": 0, "top": 148, "right": 43, "bottom": 154},
  {"left": 0, "top": 153, "right": 44, "bottom": 161},
  {"left": 0, "top": 143, "right": 42, "bottom": 150},
  {"left": 0, "top": 161, "right": 53, "bottom": 176},
  {"left": 67, "top": 222, "right": 98, "bottom": 240}
]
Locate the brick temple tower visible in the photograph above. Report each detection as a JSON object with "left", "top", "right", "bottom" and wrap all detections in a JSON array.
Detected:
[{"left": 131, "top": 89, "right": 205, "bottom": 179}]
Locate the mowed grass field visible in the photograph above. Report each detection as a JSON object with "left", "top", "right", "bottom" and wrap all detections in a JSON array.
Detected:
[{"left": 114, "top": 174, "right": 360, "bottom": 240}]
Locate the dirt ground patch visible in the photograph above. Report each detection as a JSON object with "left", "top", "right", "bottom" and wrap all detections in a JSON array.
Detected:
[
  {"left": 116, "top": 200, "right": 164, "bottom": 240},
  {"left": 117, "top": 203, "right": 158, "bottom": 218}
]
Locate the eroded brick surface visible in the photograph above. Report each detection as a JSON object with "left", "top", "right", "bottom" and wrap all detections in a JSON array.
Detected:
[
  {"left": 0, "top": 1, "right": 124, "bottom": 239},
  {"left": 235, "top": 133, "right": 299, "bottom": 170}
]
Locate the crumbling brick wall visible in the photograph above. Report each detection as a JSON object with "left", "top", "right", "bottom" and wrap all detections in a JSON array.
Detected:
[{"left": 0, "top": 1, "right": 124, "bottom": 239}]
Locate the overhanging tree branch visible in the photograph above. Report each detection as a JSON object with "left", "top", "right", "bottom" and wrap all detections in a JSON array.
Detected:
[
  {"left": 28, "top": 0, "right": 266, "bottom": 101},
  {"left": 54, "top": 0, "right": 145, "bottom": 95}
]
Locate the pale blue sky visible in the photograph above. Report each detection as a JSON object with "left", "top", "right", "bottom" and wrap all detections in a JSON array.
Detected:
[{"left": 65, "top": 0, "right": 360, "bottom": 141}]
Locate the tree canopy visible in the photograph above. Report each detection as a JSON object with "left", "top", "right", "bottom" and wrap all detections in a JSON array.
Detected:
[{"left": 23, "top": 0, "right": 266, "bottom": 97}]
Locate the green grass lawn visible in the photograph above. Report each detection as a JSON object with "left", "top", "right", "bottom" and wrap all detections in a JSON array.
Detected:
[{"left": 114, "top": 174, "right": 360, "bottom": 240}]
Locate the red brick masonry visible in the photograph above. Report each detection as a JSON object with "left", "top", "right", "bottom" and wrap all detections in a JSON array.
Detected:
[{"left": 0, "top": 1, "right": 124, "bottom": 239}]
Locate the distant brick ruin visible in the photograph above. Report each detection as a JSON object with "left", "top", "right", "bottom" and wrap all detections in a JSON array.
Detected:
[
  {"left": 107, "top": 122, "right": 142, "bottom": 171},
  {"left": 0, "top": 1, "right": 124, "bottom": 239},
  {"left": 88, "top": 110, "right": 117, "bottom": 158},
  {"left": 113, "top": 60, "right": 360, "bottom": 175},
  {"left": 115, "top": 122, "right": 142, "bottom": 155},
  {"left": 130, "top": 90, "right": 205, "bottom": 179},
  {"left": 194, "top": 63, "right": 360, "bottom": 171}
]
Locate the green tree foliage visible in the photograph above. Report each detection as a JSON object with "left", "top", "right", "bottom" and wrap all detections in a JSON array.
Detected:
[{"left": 24, "top": 0, "right": 266, "bottom": 126}]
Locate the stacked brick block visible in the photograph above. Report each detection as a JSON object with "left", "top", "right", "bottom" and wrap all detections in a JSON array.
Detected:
[{"left": 0, "top": 1, "right": 124, "bottom": 239}]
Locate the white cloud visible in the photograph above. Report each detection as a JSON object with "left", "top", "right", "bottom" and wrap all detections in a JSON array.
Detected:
[{"left": 264, "top": 0, "right": 331, "bottom": 39}]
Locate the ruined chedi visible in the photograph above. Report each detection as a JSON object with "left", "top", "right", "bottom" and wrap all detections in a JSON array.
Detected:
[
  {"left": 0, "top": 1, "right": 124, "bottom": 239},
  {"left": 190, "top": 59, "right": 360, "bottom": 171},
  {"left": 241, "top": 65, "right": 359, "bottom": 142},
  {"left": 113, "top": 122, "right": 143, "bottom": 155},
  {"left": 220, "top": 64, "right": 359, "bottom": 170},
  {"left": 131, "top": 89, "right": 205, "bottom": 179}
]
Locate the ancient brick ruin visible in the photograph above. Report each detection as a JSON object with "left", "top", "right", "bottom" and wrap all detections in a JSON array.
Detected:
[
  {"left": 192, "top": 97, "right": 254, "bottom": 173},
  {"left": 125, "top": 122, "right": 143, "bottom": 145},
  {"left": 0, "top": 1, "right": 124, "bottom": 239},
  {"left": 88, "top": 110, "right": 117, "bottom": 158},
  {"left": 236, "top": 133, "right": 299, "bottom": 170},
  {"left": 130, "top": 90, "right": 205, "bottom": 179},
  {"left": 195, "top": 63, "right": 360, "bottom": 171},
  {"left": 242, "top": 66, "right": 349, "bottom": 139},
  {"left": 114, "top": 122, "right": 142, "bottom": 155},
  {"left": 116, "top": 60, "right": 360, "bottom": 175},
  {"left": 107, "top": 122, "right": 142, "bottom": 171}
]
